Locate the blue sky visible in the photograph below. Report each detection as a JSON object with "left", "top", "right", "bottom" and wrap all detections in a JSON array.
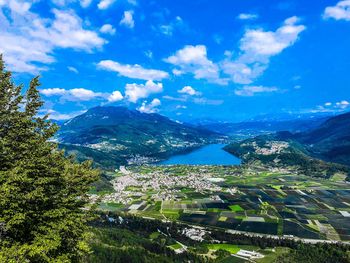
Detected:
[{"left": 1, "top": 0, "right": 350, "bottom": 121}]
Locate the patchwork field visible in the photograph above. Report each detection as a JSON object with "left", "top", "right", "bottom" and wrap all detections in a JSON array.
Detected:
[{"left": 94, "top": 165, "right": 350, "bottom": 241}]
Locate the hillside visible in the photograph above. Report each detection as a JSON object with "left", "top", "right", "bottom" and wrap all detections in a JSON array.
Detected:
[
  {"left": 224, "top": 135, "right": 350, "bottom": 180},
  {"left": 294, "top": 112, "right": 350, "bottom": 165},
  {"left": 224, "top": 111, "right": 350, "bottom": 180},
  {"left": 57, "top": 106, "right": 222, "bottom": 168}
]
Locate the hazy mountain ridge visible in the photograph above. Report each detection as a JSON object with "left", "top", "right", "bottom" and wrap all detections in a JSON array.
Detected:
[
  {"left": 57, "top": 106, "right": 223, "bottom": 168},
  {"left": 199, "top": 116, "right": 329, "bottom": 137}
]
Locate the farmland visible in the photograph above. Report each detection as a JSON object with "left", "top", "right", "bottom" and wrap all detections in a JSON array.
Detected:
[{"left": 93, "top": 165, "right": 350, "bottom": 241}]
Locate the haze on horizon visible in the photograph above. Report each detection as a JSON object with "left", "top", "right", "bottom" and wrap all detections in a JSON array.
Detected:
[{"left": 1, "top": 0, "right": 349, "bottom": 122}]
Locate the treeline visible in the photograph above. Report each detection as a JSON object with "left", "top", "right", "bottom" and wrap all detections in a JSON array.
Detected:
[
  {"left": 275, "top": 243, "right": 350, "bottom": 263},
  {"left": 91, "top": 212, "right": 350, "bottom": 262},
  {"left": 86, "top": 226, "right": 212, "bottom": 262}
]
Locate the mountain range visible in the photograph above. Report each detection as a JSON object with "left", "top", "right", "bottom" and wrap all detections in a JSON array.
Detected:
[
  {"left": 198, "top": 116, "right": 329, "bottom": 137},
  {"left": 57, "top": 106, "right": 222, "bottom": 168}
]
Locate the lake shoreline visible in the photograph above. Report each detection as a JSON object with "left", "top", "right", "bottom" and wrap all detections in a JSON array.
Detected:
[{"left": 155, "top": 144, "right": 241, "bottom": 166}]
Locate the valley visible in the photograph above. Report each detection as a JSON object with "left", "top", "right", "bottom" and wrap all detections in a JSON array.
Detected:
[
  {"left": 93, "top": 165, "right": 350, "bottom": 241},
  {"left": 56, "top": 106, "right": 350, "bottom": 262}
]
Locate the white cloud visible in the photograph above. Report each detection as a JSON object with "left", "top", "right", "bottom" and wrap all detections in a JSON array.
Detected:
[
  {"left": 176, "top": 105, "right": 187, "bottom": 109},
  {"left": 30, "top": 9, "right": 106, "bottom": 50},
  {"left": 1, "top": 0, "right": 31, "bottom": 14},
  {"left": 193, "top": 98, "right": 224, "bottom": 105},
  {"left": 80, "top": 0, "right": 93, "bottom": 8},
  {"left": 40, "top": 88, "right": 106, "bottom": 101},
  {"left": 108, "top": 90, "right": 123, "bottom": 102},
  {"left": 336, "top": 100, "right": 350, "bottom": 109},
  {"left": 98, "top": 0, "right": 116, "bottom": 10},
  {"left": 67, "top": 66, "right": 78, "bottom": 73},
  {"left": 222, "top": 16, "right": 305, "bottom": 84},
  {"left": 158, "top": 16, "right": 185, "bottom": 36},
  {"left": 125, "top": 80, "right": 163, "bottom": 103},
  {"left": 137, "top": 98, "right": 161, "bottom": 113},
  {"left": 310, "top": 100, "right": 350, "bottom": 113},
  {"left": 234, "top": 86, "right": 278, "bottom": 96},
  {"left": 237, "top": 13, "right": 258, "bottom": 20},
  {"left": 178, "top": 86, "right": 201, "bottom": 96},
  {"left": 100, "top": 24, "right": 116, "bottom": 35},
  {"left": 165, "top": 45, "right": 227, "bottom": 85},
  {"left": 41, "top": 88, "right": 67, "bottom": 96},
  {"left": 97, "top": 60, "right": 169, "bottom": 81},
  {"left": 69, "top": 88, "right": 104, "bottom": 101},
  {"left": 45, "top": 109, "right": 86, "bottom": 120},
  {"left": 162, "top": 95, "right": 186, "bottom": 102},
  {"left": 323, "top": 1, "right": 350, "bottom": 21},
  {"left": 0, "top": 2, "right": 106, "bottom": 74},
  {"left": 127, "top": 0, "right": 137, "bottom": 6},
  {"left": 120, "top": 10, "right": 134, "bottom": 28}
]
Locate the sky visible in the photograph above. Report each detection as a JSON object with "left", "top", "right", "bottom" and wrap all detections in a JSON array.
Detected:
[{"left": 1, "top": 0, "right": 350, "bottom": 122}]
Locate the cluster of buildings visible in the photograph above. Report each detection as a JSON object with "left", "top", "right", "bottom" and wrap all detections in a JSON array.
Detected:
[{"left": 99, "top": 166, "right": 225, "bottom": 204}]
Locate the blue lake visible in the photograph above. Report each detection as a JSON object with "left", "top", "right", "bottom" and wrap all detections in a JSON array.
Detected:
[{"left": 157, "top": 144, "right": 241, "bottom": 165}]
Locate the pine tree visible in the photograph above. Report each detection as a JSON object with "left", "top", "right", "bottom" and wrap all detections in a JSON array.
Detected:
[{"left": 0, "top": 55, "right": 99, "bottom": 262}]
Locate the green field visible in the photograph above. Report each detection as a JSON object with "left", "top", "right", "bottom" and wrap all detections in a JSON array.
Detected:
[
  {"left": 207, "top": 244, "right": 240, "bottom": 254},
  {"left": 229, "top": 205, "right": 244, "bottom": 212}
]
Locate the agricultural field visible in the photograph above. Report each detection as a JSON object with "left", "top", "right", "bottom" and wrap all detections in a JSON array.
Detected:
[{"left": 93, "top": 165, "right": 350, "bottom": 241}]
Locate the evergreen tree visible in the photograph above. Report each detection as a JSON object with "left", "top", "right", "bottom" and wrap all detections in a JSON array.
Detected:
[{"left": 0, "top": 55, "right": 99, "bottom": 262}]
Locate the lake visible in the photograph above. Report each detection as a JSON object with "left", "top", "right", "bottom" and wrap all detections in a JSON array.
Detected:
[{"left": 157, "top": 144, "right": 241, "bottom": 165}]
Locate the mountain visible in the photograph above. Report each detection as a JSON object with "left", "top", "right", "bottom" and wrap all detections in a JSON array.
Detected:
[
  {"left": 224, "top": 134, "right": 350, "bottom": 180},
  {"left": 57, "top": 106, "right": 222, "bottom": 168},
  {"left": 224, "top": 111, "right": 350, "bottom": 180},
  {"left": 200, "top": 117, "right": 329, "bottom": 137},
  {"left": 293, "top": 111, "right": 350, "bottom": 165}
]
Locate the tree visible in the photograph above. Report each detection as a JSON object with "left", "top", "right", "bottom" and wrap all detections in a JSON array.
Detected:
[{"left": 0, "top": 55, "right": 99, "bottom": 262}]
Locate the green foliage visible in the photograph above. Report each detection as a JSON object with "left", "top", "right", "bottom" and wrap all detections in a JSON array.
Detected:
[
  {"left": 85, "top": 227, "right": 210, "bottom": 263},
  {"left": 274, "top": 243, "right": 350, "bottom": 263},
  {"left": 0, "top": 55, "right": 99, "bottom": 262}
]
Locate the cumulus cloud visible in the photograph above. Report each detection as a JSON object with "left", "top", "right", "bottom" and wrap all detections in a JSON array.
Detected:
[
  {"left": 97, "top": 60, "right": 169, "bottom": 81},
  {"left": 41, "top": 88, "right": 67, "bottom": 96},
  {"left": 125, "top": 80, "right": 163, "bottom": 103},
  {"left": 100, "top": 24, "right": 116, "bottom": 35},
  {"left": 98, "top": 0, "right": 116, "bottom": 10},
  {"left": 0, "top": 2, "right": 106, "bottom": 73},
  {"left": 323, "top": 1, "right": 350, "bottom": 21},
  {"left": 137, "top": 98, "right": 161, "bottom": 113},
  {"left": 237, "top": 13, "right": 259, "bottom": 20},
  {"left": 178, "top": 86, "right": 201, "bottom": 96},
  {"left": 120, "top": 10, "right": 134, "bottom": 28},
  {"left": 234, "top": 86, "right": 278, "bottom": 96},
  {"left": 108, "top": 90, "right": 123, "bottom": 102},
  {"left": 40, "top": 88, "right": 107, "bottom": 101},
  {"left": 222, "top": 16, "right": 305, "bottom": 84},
  {"left": 165, "top": 45, "right": 227, "bottom": 85}
]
